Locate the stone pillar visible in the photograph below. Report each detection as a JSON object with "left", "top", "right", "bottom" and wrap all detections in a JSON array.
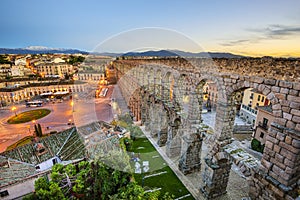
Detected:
[
  {"left": 249, "top": 122, "right": 300, "bottom": 200},
  {"left": 200, "top": 99, "right": 235, "bottom": 199},
  {"left": 166, "top": 124, "right": 182, "bottom": 157},
  {"left": 178, "top": 130, "right": 204, "bottom": 174},
  {"left": 157, "top": 127, "right": 168, "bottom": 147},
  {"left": 187, "top": 91, "right": 202, "bottom": 127},
  {"left": 200, "top": 150, "right": 232, "bottom": 199}
]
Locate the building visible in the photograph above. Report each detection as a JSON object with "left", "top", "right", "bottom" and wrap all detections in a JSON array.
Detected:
[
  {"left": 253, "top": 105, "right": 274, "bottom": 145},
  {"left": 105, "top": 64, "right": 117, "bottom": 84},
  {"left": 36, "top": 63, "right": 74, "bottom": 78},
  {"left": 239, "top": 88, "right": 270, "bottom": 126},
  {"left": 0, "top": 127, "right": 86, "bottom": 199},
  {"left": 203, "top": 81, "right": 218, "bottom": 110},
  {"left": 0, "top": 64, "right": 11, "bottom": 79}
]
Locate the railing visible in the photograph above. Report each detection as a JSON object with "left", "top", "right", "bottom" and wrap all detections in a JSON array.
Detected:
[{"left": 258, "top": 122, "right": 268, "bottom": 130}]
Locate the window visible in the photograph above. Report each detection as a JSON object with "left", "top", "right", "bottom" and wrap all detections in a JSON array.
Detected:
[
  {"left": 260, "top": 132, "right": 264, "bottom": 138},
  {"left": 250, "top": 93, "right": 253, "bottom": 99},
  {"left": 261, "top": 96, "right": 264, "bottom": 102},
  {"left": 258, "top": 95, "right": 261, "bottom": 101},
  {"left": 263, "top": 118, "right": 268, "bottom": 126}
]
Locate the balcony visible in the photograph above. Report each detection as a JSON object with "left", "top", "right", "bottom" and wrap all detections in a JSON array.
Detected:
[{"left": 258, "top": 122, "right": 268, "bottom": 130}]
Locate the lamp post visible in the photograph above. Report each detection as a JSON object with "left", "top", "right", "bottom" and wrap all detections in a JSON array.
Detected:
[
  {"left": 11, "top": 106, "right": 17, "bottom": 116},
  {"left": 71, "top": 101, "right": 74, "bottom": 112}
]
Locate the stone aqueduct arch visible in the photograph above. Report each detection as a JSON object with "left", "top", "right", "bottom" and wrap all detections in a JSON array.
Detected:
[{"left": 114, "top": 58, "right": 300, "bottom": 200}]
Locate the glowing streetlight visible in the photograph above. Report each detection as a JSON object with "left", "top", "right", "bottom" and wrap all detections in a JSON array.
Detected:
[
  {"left": 11, "top": 106, "right": 17, "bottom": 116},
  {"left": 70, "top": 101, "right": 74, "bottom": 112}
]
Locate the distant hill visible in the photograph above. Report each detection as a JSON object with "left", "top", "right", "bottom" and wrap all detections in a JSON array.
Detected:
[
  {"left": 0, "top": 46, "right": 245, "bottom": 58},
  {"left": 0, "top": 46, "right": 89, "bottom": 55},
  {"left": 119, "top": 50, "right": 245, "bottom": 58}
]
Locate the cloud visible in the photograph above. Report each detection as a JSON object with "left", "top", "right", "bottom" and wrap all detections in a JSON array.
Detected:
[
  {"left": 250, "top": 24, "right": 300, "bottom": 38},
  {"left": 220, "top": 24, "right": 300, "bottom": 47},
  {"left": 220, "top": 39, "right": 250, "bottom": 47}
]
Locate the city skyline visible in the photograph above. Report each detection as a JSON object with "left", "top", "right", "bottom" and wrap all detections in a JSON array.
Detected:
[{"left": 1, "top": 0, "right": 300, "bottom": 57}]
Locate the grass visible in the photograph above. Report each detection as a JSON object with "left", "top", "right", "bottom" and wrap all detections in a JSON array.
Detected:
[
  {"left": 7, "top": 109, "right": 51, "bottom": 124},
  {"left": 130, "top": 136, "right": 194, "bottom": 200},
  {"left": 6, "top": 136, "right": 34, "bottom": 150}
]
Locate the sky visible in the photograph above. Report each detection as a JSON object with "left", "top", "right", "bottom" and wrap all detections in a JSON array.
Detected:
[{"left": 1, "top": 0, "right": 300, "bottom": 57}]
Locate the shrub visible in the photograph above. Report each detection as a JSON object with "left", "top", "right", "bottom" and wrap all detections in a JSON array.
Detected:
[{"left": 251, "top": 138, "right": 265, "bottom": 153}]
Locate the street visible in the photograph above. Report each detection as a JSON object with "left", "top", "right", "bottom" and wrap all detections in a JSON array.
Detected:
[{"left": 0, "top": 85, "right": 114, "bottom": 153}]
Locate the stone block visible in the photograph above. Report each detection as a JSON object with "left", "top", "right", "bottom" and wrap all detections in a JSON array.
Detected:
[
  {"left": 291, "top": 109, "right": 300, "bottom": 116},
  {"left": 283, "top": 112, "right": 292, "bottom": 121},
  {"left": 271, "top": 86, "right": 280, "bottom": 93},
  {"left": 296, "top": 124, "right": 300, "bottom": 132},
  {"left": 282, "top": 106, "right": 291, "bottom": 113},
  {"left": 285, "top": 136, "right": 292, "bottom": 144},
  {"left": 280, "top": 88, "right": 289, "bottom": 94},
  {"left": 267, "top": 92, "right": 276, "bottom": 101},
  {"left": 262, "top": 87, "right": 271, "bottom": 96},
  {"left": 289, "top": 89, "right": 298, "bottom": 96},
  {"left": 293, "top": 82, "right": 300, "bottom": 90},
  {"left": 290, "top": 102, "right": 300, "bottom": 109},
  {"left": 292, "top": 115, "right": 300, "bottom": 123},
  {"left": 275, "top": 93, "right": 286, "bottom": 100},
  {"left": 274, "top": 118, "right": 286, "bottom": 126},
  {"left": 273, "top": 144, "right": 281, "bottom": 153},
  {"left": 286, "top": 121, "right": 296, "bottom": 129},
  {"left": 287, "top": 95, "right": 300, "bottom": 103},
  {"left": 279, "top": 81, "right": 293, "bottom": 88},
  {"left": 276, "top": 132, "right": 286, "bottom": 141},
  {"left": 264, "top": 79, "right": 276, "bottom": 86},
  {"left": 265, "top": 141, "right": 274, "bottom": 149},
  {"left": 273, "top": 110, "right": 282, "bottom": 117},
  {"left": 272, "top": 103, "right": 282, "bottom": 110},
  {"left": 275, "top": 153, "right": 284, "bottom": 163},
  {"left": 279, "top": 99, "right": 290, "bottom": 107},
  {"left": 291, "top": 139, "right": 300, "bottom": 148},
  {"left": 252, "top": 77, "right": 264, "bottom": 84}
]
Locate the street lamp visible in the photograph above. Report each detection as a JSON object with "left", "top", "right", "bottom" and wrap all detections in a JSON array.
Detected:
[
  {"left": 11, "top": 106, "right": 17, "bottom": 116},
  {"left": 71, "top": 101, "right": 74, "bottom": 112}
]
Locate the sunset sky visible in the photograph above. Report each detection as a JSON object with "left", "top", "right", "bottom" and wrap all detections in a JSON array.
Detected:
[{"left": 1, "top": 0, "right": 299, "bottom": 57}]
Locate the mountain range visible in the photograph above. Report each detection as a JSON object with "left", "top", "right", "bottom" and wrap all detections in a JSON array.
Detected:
[
  {"left": 0, "top": 46, "right": 89, "bottom": 55},
  {"left": 0, "top": 46, "right": 245, "bottom": 58}
]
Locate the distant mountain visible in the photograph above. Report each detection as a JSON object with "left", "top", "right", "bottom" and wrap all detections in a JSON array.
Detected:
[
  {"left": 0, "top": 46, "right": 89, "bottom": 55},
  {"left": 0, "top": 46, "right": 245, "bottom": 58},
  {"left": 116, "top": 50, "right": 245, "bottom": 58}
]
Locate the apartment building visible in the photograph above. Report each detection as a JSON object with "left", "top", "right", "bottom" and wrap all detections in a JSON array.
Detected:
[
  {"left": 239, "top": 88, "right": 270, "bottom": 126},
  {"left": 253, "top": 105, "right": 275, "bottom": 145}
]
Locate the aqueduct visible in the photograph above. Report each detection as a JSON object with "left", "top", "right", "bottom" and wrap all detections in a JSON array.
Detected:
[{"left": 113, "top": 57, "right": 300, "bottom": 199}]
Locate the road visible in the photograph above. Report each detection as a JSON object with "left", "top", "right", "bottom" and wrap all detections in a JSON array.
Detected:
[{"left": 0, "top": 85, "right": 114, "bottom": 153}]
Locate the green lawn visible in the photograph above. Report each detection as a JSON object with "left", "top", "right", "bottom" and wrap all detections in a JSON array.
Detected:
[
  {"left": 7, "top": 109, "right": 51, "bottom": 124},
  {"left": 130, "top": 136, "right": 194, "bottom": 200},
  {"left": 6, "top": 136, "right": 34, "bottom": 150}
]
